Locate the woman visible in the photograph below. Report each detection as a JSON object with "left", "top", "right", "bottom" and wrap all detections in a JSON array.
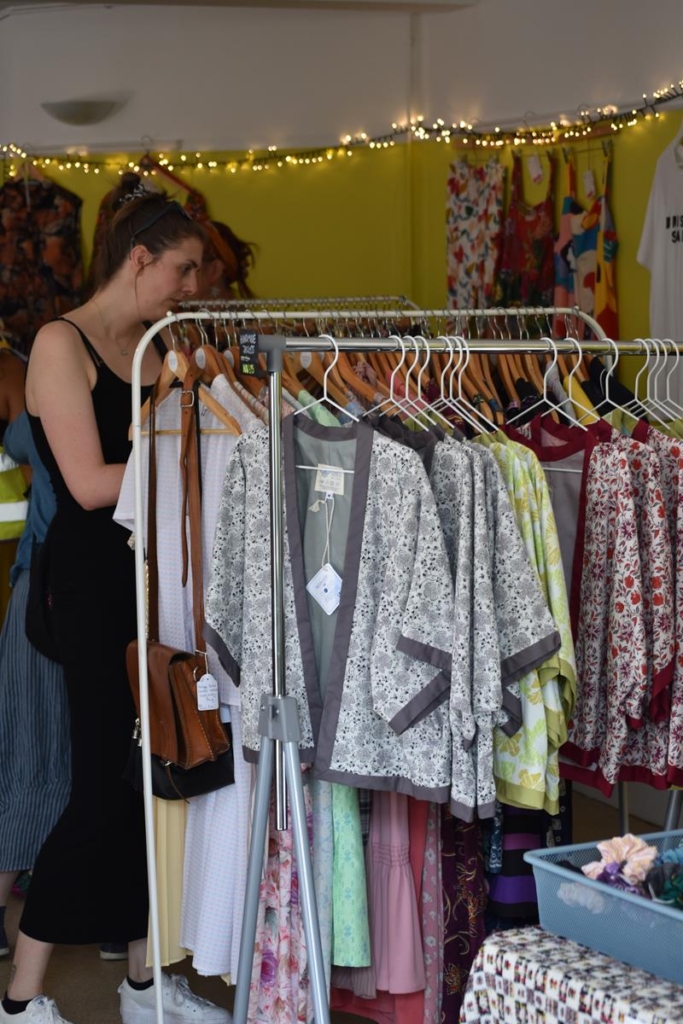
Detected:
[
  {"left": 0, "top": 345, "right": 28, "bottom": 625},
  {"left": 201, "top": 220, "right": 256, "bottom": 302},
  {"left": 0, "top": 408, "right": 70, "bottom": 966},
  {"left": 1, "top": 189, "right": 231, "bottom": 1024}
]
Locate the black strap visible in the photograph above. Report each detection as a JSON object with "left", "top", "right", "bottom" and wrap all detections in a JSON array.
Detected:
[
  {"left": 152, "top": 334, "right": 168, "bottom": 361},
  {"left": 57, "top": 317, "right": 102, "bottom": 367}
]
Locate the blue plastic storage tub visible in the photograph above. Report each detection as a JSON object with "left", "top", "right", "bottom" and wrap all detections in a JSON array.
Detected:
[{"left": 524, "top": 829, "right": 683, "bottom": 985}]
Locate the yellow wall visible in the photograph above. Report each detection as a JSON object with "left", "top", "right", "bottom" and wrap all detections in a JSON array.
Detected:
[
  {"left": 44, "top": 146, "right": 413, "bottom": 301},
  {"left": 40, "top": 109, "right": 683, "bottom": 386}
]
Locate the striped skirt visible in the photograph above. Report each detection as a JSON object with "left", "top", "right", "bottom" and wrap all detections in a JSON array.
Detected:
[{"left": 0, "top": 568, "right": 71, "bottom": 872}]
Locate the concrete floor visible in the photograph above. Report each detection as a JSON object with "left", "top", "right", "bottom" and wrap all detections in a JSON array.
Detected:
[{"left": 0, "top": 792, "right": 660, "bottom": 1023}]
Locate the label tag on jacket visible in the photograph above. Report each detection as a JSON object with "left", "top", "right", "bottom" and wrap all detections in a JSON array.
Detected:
[
  {"left": 197, "top": 673, "right": 219, "bottom": 711},
  {"left": 583, "top": 168, "right": 596, "bottom": 200},
  {"left": 306, "top": 562, "right": 342, "bottom": 615},
  {"left": 314, "top": 464, "right": 345, "bottom": 495}
]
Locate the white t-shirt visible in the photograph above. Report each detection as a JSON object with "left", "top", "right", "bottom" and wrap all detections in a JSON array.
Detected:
[{"left": 638, "top": 132, "right": 683, "bottom": 401}]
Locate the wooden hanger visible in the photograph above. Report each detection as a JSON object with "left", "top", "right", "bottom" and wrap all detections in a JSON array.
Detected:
[
  {"left": 521, "top": 351, "right": 546, "bottom": 395},
  {"left": 183, "top": 355, "right": 241, "bottom": 434},
  {"left": 139, "top": 153, "right": 195, "bottom": 194},
  {"left": 136, "top": 348, "right": 188, "bottom": 435},
  {"left": 136, "top": 346, "right": 241, "bottom": 437},
  {"left": 458, "top": 365, "right": 494, "bottom": 424},
  {"left": 349, "top": 353, "right": 391, "bottom": 400},
  {"left": 497, "top": 354, "right": 520, "bottom": 405},
  {"left": 474, "top": 353, "right": 503, "bottom": 409},
  {"left": 334, "top": 351, "right": 381, "bottom": 405},
  {"left": 192, "top": 344, "right": 228, "bottom": 382}
]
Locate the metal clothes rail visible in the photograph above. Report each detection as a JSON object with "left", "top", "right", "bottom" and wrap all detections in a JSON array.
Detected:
[
  {"left": 131, "top": 314, "right": 677, "bottom": 1024},
  {"left": 181, "top": 294, "right": 420, "bottom": 310}
]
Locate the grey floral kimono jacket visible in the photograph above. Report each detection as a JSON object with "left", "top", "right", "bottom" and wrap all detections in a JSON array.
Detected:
[{"left": 205, "top": 416, "right": 455, "bottom": 800}]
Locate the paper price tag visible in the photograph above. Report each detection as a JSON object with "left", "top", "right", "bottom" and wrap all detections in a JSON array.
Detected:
[
  {"left": 314, "top": 464, "right": 345, "bottom": 496},
  {"left": 527, "top": 154, "right": 544, "bottom": 185},
  {"left": 583, "top": 168, "right": 596, "bottom": 199},
  {"left": 197, "top": 672, "right": 219, "bottom": 711},
  {"left": 306, "top": 562, "right": 342, "bottom": 615}
]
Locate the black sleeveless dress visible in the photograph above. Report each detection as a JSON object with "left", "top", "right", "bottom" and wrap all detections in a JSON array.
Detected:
[{"left": 20, "top": 321, "right": 163, "bottom": 944}]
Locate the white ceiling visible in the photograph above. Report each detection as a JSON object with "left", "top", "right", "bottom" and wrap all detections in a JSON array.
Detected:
[{"left": 0, "top": 0, "right": 477, "bottom": 12}]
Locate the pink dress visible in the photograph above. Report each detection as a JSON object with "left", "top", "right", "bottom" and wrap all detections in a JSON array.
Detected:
[{"left": 369, "top": 792, "right": 426, "bottom": 994}]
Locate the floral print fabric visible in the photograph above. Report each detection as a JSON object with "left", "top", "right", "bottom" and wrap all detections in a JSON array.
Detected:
[
  {"left": 496, "top": 154, "right": 555, "bottom": 307},
  {"left": 205, "top": 419, "right": 455, "bottom": 798},
  {"left": 0, "top": 179, "right": 82, "bottom": 353},
  {"left": 427, "top": 439, "right": 561, "bottom": 821},
  {"left": 248, "top": 790, "right": 313, "bottom": 1024},
  {"left": 447, "top": 159, "right": 505, "bottom": 309},
  {"left": 563, "top": 436, "right": 676, "bottom": 793},
  {"left": 473, "top": 435, "right": 576, "bottom": 815}
]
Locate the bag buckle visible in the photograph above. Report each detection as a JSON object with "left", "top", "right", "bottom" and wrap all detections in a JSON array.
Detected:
[
  {"left": 193, "top": 649, "right": 209, "bottom": 680},
  {"left": 180, "top": 389, "right": 196, "bottom": 409}
]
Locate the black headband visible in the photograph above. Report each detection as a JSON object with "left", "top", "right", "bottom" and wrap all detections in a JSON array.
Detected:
[{"left": 130, "top": 200, "right": 190, "bottom": 248}]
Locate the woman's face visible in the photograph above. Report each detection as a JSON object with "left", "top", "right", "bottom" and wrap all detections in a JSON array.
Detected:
[{"left": 137, "top": 237, "right": 203, "bottom": 318}]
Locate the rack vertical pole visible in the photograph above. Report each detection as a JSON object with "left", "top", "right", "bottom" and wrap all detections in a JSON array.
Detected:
[{"left": 232, "top": 336, "right": 330, "bottom": 1024}]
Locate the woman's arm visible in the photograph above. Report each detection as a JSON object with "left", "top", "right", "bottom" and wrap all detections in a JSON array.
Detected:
[{"left": 26, "top": 322, "right": 125, "bottom": 511}]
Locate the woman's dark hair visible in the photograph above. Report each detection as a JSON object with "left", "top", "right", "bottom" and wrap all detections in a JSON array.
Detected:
[
  {"left": 93, "top": 172, "right": 205, "bottom": 290},
  {"left": 205, "top": 220, "right": 257, "bottom": 299}
]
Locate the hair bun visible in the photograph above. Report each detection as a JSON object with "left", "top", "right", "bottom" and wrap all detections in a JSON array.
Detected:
[
  {"left": 120, "top": 171, "right": 141, "bottom": 192},
  {"left": 112, "top": 172, "right": 148, "bottom": 212}
]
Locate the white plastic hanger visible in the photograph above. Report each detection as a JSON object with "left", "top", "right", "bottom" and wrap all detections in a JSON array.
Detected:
[
  {"left": 292, "top": 335, "right": 359, "bottom": 423},
  {"left": 362, "top": 334, "right": 408, "bottom": 420},
  {"left": 634, "top": 338, "right": 673, "bottom": 430},
  {"left": 623, "top": 338, "right": 654, "bottom": 420},
  {"left": 563, "top": 338, "right": 592, "bottom": 429},
  {"left": 661, "top": 338, "right": 683, "bottom": 417},
  {"left": 430, "top": 336, "right": 485, "bottom": 435},
  {"left": 647, "top": 337, "right": 682, "bottom": 420},
  {"left": 403, "top": 336, "right": 441, "bottom": 428}
]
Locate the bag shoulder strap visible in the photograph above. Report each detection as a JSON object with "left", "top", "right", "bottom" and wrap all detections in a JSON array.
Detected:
[
  {"left": 146, "top": 381, "right": 161, "bottom": 641},
  {"left": 180, "top": 369, "right": 206, "bottom": 657},
  {"left": 146, "top": 375, "right": 205, "bottom": 654}
]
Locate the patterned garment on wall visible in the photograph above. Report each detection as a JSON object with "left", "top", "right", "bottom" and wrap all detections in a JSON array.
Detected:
[
  {"left": 0, "top": 179, "right": 82, "bottom": 353},
  {"left": 446, "top": 159, "right": 505, "bottom": 309},
  {"left": 496, "top": 154, "right": 555, "bottom": 307},
  {"left": 594, "top": 157, "right": 619, "bottom": 339},
  {"left": 553, "top": 156, "right": 619, "bottom": 338}
]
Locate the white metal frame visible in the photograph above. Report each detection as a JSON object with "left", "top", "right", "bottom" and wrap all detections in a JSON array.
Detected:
[{"left": 131, "top": 307, "right": 667, "bottom": 1024}]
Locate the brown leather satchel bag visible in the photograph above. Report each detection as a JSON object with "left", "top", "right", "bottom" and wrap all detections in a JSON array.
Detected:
[{"left": 125, "top": 376, "right": 230, "bottom": 793}]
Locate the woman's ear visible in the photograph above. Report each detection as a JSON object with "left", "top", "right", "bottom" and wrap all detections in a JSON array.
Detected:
[{"left": 130, "top": 244, "right": 154, "bottom": 274}]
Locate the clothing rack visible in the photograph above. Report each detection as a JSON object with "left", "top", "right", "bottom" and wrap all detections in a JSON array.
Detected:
[
  {"left": 131, "top": 310, "right": 677, "bottom": 1024},
  {"left": 181, "top": 294, "right": 420, "bottom": 311},
  {"left": 176, "top": 303, "right": 604, "bottom": 337}
]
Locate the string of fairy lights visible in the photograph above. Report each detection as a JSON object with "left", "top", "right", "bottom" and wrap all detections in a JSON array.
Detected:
[{"left": 2, "top": 78, "right": 683, "bottom": 180}]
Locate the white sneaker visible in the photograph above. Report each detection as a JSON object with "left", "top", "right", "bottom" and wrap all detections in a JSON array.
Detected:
[
  {"left": 0, "top": 996, "right": 74, "bottom": 1023},
  {"left": 118, "top": 975, "right": 231, "bottom": 1024}
]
